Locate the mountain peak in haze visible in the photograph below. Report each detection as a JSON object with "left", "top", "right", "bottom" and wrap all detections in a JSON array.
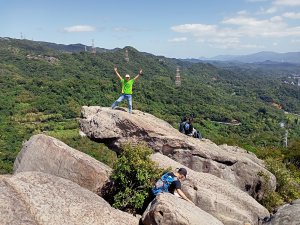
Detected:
[{"left": 209, "top": 51, "right": 300, "bottom": 64}]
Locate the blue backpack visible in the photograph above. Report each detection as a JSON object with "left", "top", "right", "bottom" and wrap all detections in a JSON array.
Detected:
[{"left": 151, "top": 173, "right": 177, "bottom": 196}]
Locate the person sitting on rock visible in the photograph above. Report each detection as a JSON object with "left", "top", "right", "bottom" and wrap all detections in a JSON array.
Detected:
[
  {"left": 151, "top": 168, "right": 194, "bottom": 204},
  {"left": 179, "top": 116, "right": 202, "bottom": 139},
  {"left": 179, "top": 116, "right": 188, "bottom": 133}
]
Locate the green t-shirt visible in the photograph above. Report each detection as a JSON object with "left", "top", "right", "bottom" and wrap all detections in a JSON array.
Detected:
[{"left": 121, "top": 79, "right": 135, "bottom": 94}]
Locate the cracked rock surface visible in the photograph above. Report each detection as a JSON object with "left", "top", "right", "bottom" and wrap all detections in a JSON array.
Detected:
[{"left": 80, "top": 106, "right": 275, "bottom": 199}]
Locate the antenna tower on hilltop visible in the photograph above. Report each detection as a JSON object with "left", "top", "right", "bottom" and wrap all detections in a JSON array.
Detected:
[
  {"left": 91, "top": 39, "right": 96, "bottom": 54},
  {"left": 125, "top": 49, "right": 129, "bottom": 62},
  {"left": 175, "top": 66, "right": 181, "bottom": 87},
  {"left": 297, "top": 77, "right": 300, "bottom": 86}
]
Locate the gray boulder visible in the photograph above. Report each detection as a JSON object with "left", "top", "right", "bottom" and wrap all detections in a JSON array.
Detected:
[
  {"left": 14, "top": 134, "right": 112, "bottom": 193},
  {"left": 142, "top": 193, "right": 224, "bottom": 225},
  {"left": 264, "top": 199, "right": 300, "bottom": 225},
  {"left": 80, "top": 106, "right": 276, "bottom": 199},
  {"left": 151, "top": 153, "right": 269, "bottom": 225},
  {"left": 0, "top": 171, "right": 139, "bottom": 225}
]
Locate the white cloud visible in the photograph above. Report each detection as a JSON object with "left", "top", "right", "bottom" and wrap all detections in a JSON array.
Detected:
[
  {"left": 238, "top": 10, "right": 248, "bottom": 15},
  {"left": 257, "top": 6, "right": 278, "bottom": 14},
  {"left": 258, "top": 0, "right": 300, "bottom": 14},
  {"left": 221, "top": 16, "right": 299, "bottom": 37},
  {"left": 113, "top": 27, "right": 129, "bottom": 32},
  {"left": 171, "top": 0, "right": 300, "bottom": 52},
  {"left": 273, "top": 0, "right": 300, "bottom": 6},
  {"left": 264, "top": 6, "right": 278, "bottom": 13},
  {"left": 171, "top": 13, "right": 300, "bottom": 50},
  {"left": 168, "top": 37, "right": 187, "bottom": 42},
  {"left": 222, "top": 16, "right": 267, "bottom": 26},
  {"left": 283, "top": 12, "right": 300, "bottom": 19},
  {"left": 63, "top": 25, "right": 95, "bottom": 32},
  {"left": 270, "top": 16, "right": 283, "bottom": 21},
  {"left": 171, "top": 24, "right": 216, "bottom": 33}
]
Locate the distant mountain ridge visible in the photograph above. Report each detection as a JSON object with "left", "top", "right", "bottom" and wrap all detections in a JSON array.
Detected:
[
  {"left": 184, "top": 51, "right": 300, "bottom": 64},
  {"left": 0, "top": 37, "right": 116, "bottom": 53},
  {"left": 2, "top": 37, "right": 299, "bottom": 64}
]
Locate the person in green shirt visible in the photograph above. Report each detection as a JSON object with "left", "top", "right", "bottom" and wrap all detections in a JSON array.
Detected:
[{"left": 111, "top": 67, "right": 143, "bottom": 113}]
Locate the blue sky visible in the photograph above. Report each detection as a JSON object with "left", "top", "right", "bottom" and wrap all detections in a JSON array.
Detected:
[{"left": 1, "top": 0, "right": 300, "bottom": 58}]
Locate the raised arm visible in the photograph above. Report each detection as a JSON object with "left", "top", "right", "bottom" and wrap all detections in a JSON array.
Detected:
[
  {"left": 134, "top": 69, "right": 143, "bottom": 81},
  {"left": 176, "top": 188, "right": 194, "bottom": 204},
  {"left": 114, "top": 67, "right": 122, "bottom": 80}
]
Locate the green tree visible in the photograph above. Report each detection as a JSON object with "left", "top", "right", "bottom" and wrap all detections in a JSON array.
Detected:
[
  {"left": 285, "top": 139, "right": 300, "bottom": 168},
  {"left": 103, "top": 143, "right": 162, "bottom": 214}
]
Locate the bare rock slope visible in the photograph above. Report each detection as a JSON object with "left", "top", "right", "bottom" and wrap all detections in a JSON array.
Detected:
[
  {"left": 0, "top": 171, "right": 139, "bottom": 225},
  {"left": 264, "top": 199, "right": 300, "bottom": 225},
  {"left": 151, "top": 153, "right": 269, "bottom": 225},
  {"left": 14, "top": 134, "right": 112, "bottom": 193},
  {"left": 142, "top": 193, "right": 224, "bottom": 225},
  {"left": 80, "top": 106, "right": 275, "bottom": 199}
]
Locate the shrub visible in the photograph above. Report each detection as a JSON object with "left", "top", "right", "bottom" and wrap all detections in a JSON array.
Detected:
[
  {"left": 266, "top": 158, "right": 300, "bottom": 201},
  {"left": 284, "top": 139, "right": 300, "bottom": 168},
  {"left": 261, "top": 190, "right": 284, "bottom": 212},
  {"left": 0, "top": 160, "right": 13, "bottom": 174},
  {"left": 260, "top": 157, "right": 300, "bottom": 212},
  {"left": 102, "top": 143, "right": 162, "bottom": 214}
]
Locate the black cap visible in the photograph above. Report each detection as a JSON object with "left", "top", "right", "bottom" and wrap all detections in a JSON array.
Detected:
[{"left": 178, "top": 168, "right": 187, "bottom": 177}]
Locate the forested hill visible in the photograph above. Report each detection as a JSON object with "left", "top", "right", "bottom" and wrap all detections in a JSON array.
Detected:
[{"left": 0, "top": 37, "right": 300, "bottom": 173}]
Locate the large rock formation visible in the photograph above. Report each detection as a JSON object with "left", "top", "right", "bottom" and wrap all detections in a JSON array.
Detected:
[
  {"left": 264, "top": 199, "right": 300, "bottom": 225},
  {"left": 13, "top": 134, "right": 112, "bottom": 193},
  {"left": 142, "top": 193, "right": 224, "bottom": 225},
  {"left": 80, "top": 106, "right": 276, "bottom": 199},
  {"left": 0, "top": 171, "right": 139, "bottom": 225},
  {"left": 151, "top": 153, "right": 269, "bottom": 225}
]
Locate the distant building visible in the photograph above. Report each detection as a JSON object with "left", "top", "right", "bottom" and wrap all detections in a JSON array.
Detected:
[
  {"left": 285, "top": 74, "right": 300, "bottom": 87},
  {"left": 295, "top": 76, "right": 300, "bottom": 86},
  {"left": 125, "top": 49, "right": 129, "bottom": 62},
  {"left": 159, "top": 58, "right": 165, "bottom": 64},
  {"left": 91, "top": 39, "right": 96, "bottom": 54},
  {"left": 175, "top": 66, "right": 181, "bottom": 87}
]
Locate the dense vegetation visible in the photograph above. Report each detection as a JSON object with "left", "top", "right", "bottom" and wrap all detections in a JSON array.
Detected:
[
  {"left": 0, "top": 37, "right": 299, "bottom": 211},
  {"left": 101, "top": 143, "right": 162, "bottom": 214}
]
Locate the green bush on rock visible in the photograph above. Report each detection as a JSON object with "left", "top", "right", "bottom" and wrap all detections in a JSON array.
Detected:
[
  {"left": 102, "top": 143, "right": 162, "bottom": 214},
  {"left": 259, "top": 157, "right": 300, "bottom": 212}
]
